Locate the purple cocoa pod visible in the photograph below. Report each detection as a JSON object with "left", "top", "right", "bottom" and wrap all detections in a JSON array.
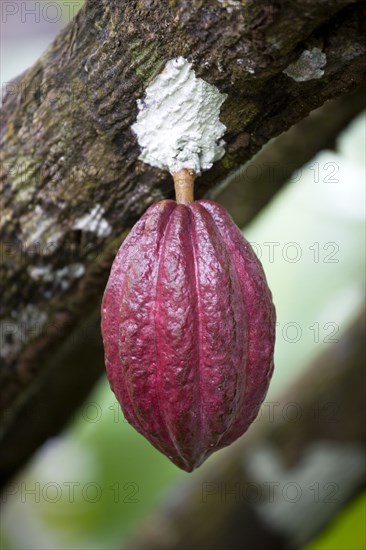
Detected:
[{"left": 101, "top": 199, "right": 275, "bottom": 472}]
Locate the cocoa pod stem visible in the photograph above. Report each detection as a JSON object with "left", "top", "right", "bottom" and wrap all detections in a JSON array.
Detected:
[{"left": 173, "top": 169, "right": 196, "bottom": 205}]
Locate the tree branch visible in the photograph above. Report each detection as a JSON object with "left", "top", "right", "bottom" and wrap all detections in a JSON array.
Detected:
[{"left": 1, "top": 0, "right": 366, "bottom": 484}]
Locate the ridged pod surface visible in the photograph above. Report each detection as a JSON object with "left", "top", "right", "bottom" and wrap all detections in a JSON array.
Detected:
[{"left": 101, "top": 200, "right": 275, "bottom": 472}]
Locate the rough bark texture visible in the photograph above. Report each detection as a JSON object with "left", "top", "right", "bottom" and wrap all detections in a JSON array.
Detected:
[
  {"left": 127, "top": 310, "right": 366, "bottom": 550},
  {"left": 1, "top": 0, "right": 366, "bottom": 485}
]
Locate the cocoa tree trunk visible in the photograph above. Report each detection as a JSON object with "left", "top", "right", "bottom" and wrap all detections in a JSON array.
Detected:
[{"left": 1, "top": 0, "right": 366, "bottom": 486}]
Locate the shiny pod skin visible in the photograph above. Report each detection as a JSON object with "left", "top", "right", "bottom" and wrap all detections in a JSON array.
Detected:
[{"left": 101, "top": 199, "right": 276, "bottom": 472}]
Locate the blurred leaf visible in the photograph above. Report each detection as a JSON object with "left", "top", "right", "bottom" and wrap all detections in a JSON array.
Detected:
[{"left": 304, "top": 491, "right": 366, "bottom": 550}]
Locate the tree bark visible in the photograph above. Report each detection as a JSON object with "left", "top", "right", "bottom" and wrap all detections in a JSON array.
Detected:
[{"left": 1, "top": 0, "right": 366, "bottom": 485}]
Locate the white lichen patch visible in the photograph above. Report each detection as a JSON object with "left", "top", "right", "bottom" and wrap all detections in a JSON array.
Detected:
[
  {"left": 20, "top": 205, "right": 64, "bottom": 254},
  {"left": 27, "top": 265, "right": 53, "bottom": 282},
  {"left": 236, "top": 58, "right": 256, "bottom": 75},
  {"left": 217, "top": 0, "right": 242, "bottom": 12},
  {"left": 72, "top": 204, "right": 112, "bottom": 238},
  {"left": 244, "top": 442, "right": 366, "bottom": 547},
  {"left": 28, "top": 263, "right": 85, "bottom": 292},
  {"left": 0, "top": 305, "right": 48, "bottom": 359},
  {"left": 283, "top": 48, "right": 327, "bottom": 82},
  {"left": 55, "top": 263, "right": 85, "bottom": 290},
  {"left": 132, "top": 57, "right": 228, "bottom": 175}
]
